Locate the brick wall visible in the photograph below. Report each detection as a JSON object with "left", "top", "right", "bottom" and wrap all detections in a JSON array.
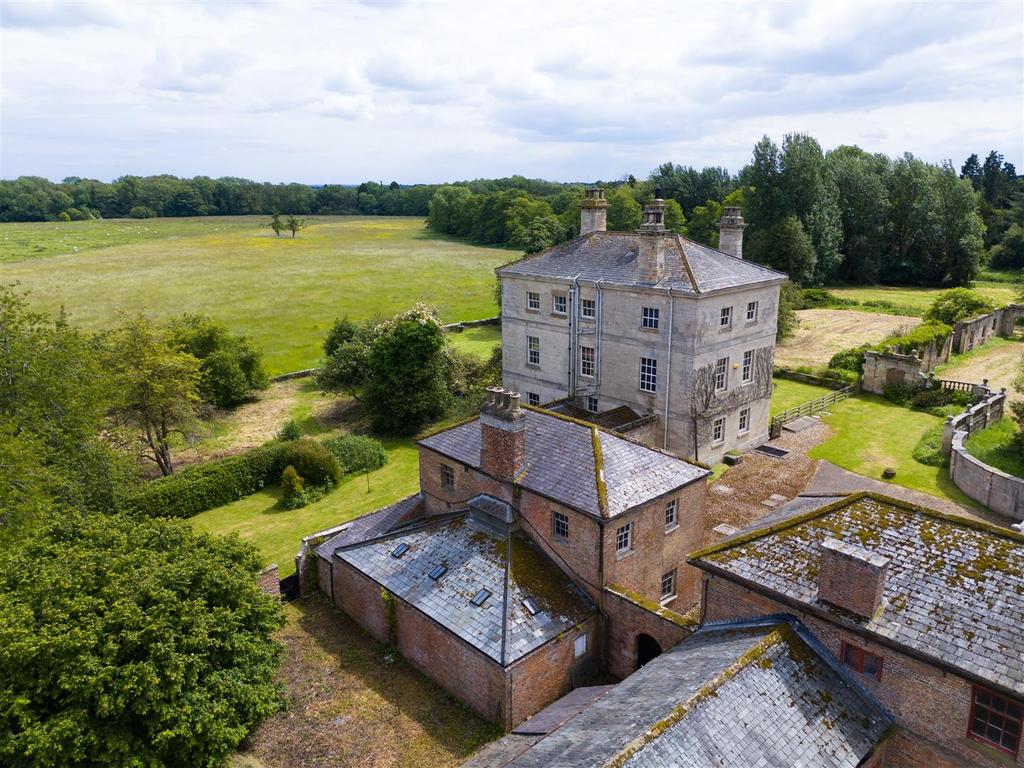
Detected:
[
  {"left": 602, "top": 587, "right": 694, "bottom": 679},
  {"left": 258, "top": 564, "right": 280, "bottom": 597},
  {"left": 517, "top": 492, "right": 604, "bottom": 600},
  {"left": 603, "top": 482, "right": 705, "bottom": 609},
  {"left": 702, "top": 574, "right": 1024, "bottom": 767},
  {"left": 418, "top": 445, "right": 514, "bottom": 515},
  {"left": 818, "top": 538, "right": 888, "bottom": 618},
  {"left": 507, "top": 616, "right": 600, "bottom": 728}
]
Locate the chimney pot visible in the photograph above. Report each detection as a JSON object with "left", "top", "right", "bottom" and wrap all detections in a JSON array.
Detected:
[
  {"left": 717, "top": 206, "right": 746, "bottom": 259},
  {"left": 479, "top": 389, "right": 527, "bottom": 481},
  {"left": 580, "top": 187, "right": 608, "bottom": 235}
]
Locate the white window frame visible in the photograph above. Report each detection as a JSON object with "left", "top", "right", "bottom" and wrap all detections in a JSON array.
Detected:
[
  {"left": 553, "top": 294, "right": 567, "bottom": 315},
  {"left": 665, "top": 499, "right": 678, "bottom": 529},
  {"left": 714, "top": 357, "right": 729, "bottom": 392},
  {"left": 581, "top": 298, "right": 596, "bottom": 319},
  {"left": 746, "top": 301, "right": 758, "bottom": 322},
  {"left": 528, "top": 335, "right": 540, "bottom": 365},
  {"left": 639, "top": 357, "right": 658, "bottom": 393},
  {"left": 553, "top": 510, "right": 569, "bottom": 539},
  {"left": 742, "top": 349, "right": 754, "bottom": 384},
  {"left": 441, "top": 463, "right": 455, "bottom": 490},
  {"left": 641, "top": 306, "right": 660, "bottom": 330},
  {"left": 739, "top": 407, "right": 751, "bottom": 434},
  {"left": 574, "top": 633, "right": 588, "bottom": 658},
  {"left": 527, "top": 392, "right": 540, "bottom": 406},
  {"left": 615, "top": 522, "right": 633, "bottom": 553},
  {"left": 720, "top": 306, "right": 733, "bottom": 328},
  {"left": 661, "top": 569, "right": 677, "bottom": 601},
  {"left": 712, "top": 417, "right": 725, "bottom": 444},
  {"left": 527, "top": 291, "right": 540, "bottom": 311},
  {"left": 586, "top": 396, "right": 599, "bottom": 413},
  {"left": 580, "top": 345, "right": 595, "bottom": 378}
]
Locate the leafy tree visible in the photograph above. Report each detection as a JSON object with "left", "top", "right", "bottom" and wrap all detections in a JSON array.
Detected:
[
  {"left": 285, "top": 215, "right": 306, "bottom": 238},
  {"left": 776, "top": 280, "right": 802, "bottom": 342},
  {"left": 0, "top": 287, "right": 130, "bottom": 523},
  {"left": 325, "top": 434, "right": 388, "bottom": 491},
  {"left": 828, "top": 146, "right": 890, "bottom": 284},
  {"left": 990, "top": 223, "right": 1024, "bottom": 269},
  {"left": 0, "top": 511, "right": 284, "bottom": 768},
  {"left": 168, "top": 314, "right": 268, "bottom": 408},
  {"left": 269, "top": 212, "right": 283, "bottom": 237},
  {"left": 164, "top": 186, "right": 208, "bottom": 217},
  {"left": 961, "top": 153, "right": 982, "bottom": 189},
  {"left": 606, "top": 186, "right": 642, "bottom": 231},
  {"left": 105, "top": 315, "right": 202, "bottom": 476},
  {"left": 663, "top": 198, "right": 686, "bottom": 234},
  {"left": 316, "top": 316, "right": 379, "bottom": 400},
  {"left": 505, "top": 194, "right": 555, "bottom": 249},
  {"left": 686, "top": 200, "right": 723, "bottom": 247},
  {"left": 364, "top": 305, "right": 451, "bottom": 434},
  {"left": 924, "top": 287, "right": 995, "bottom": 325},
  {"left": 519, "top": 214, "right": 567, "bottom": 253},
  {"left": 929, "top": 161, "right": 986, "bottom": 286},
  {"left": 281, "top": 464, "right": 304, "bottom": 502},
  {"left": 746, "top": 215, "right": 817, "bottom": 284}
]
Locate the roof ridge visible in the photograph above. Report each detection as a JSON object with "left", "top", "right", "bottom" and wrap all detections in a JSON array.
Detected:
[
  {"left": 688, "top": 491, "right": 1024, "bottom": 564},
  {"left": 675, "top": 233, "right": 790, "bottom": 279},
  {"left": 673, "top": 234, "right": 701, "bottom": 294},
  {"left": 332, "top": 509, "right": 466, "bottom": 554},
  {"left": 591, "top": 426, "right": 608, "bottom": 517}
]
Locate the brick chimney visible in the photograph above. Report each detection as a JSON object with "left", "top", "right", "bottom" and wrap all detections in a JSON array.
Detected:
[
  {"left": 817, "top": 537, "right": 889, "bottom": 619},
  {"left": 637, "top": 190, "right": 667, "bottom": 284},
  {"left": 717, "top": 206, "right": 746, "bottom": 259},
  {"left": 480, "top": 386, "right": 527, "bottom": 481},
  {"left": 580, "top": 187, "right": 608, "bottom": 234}
]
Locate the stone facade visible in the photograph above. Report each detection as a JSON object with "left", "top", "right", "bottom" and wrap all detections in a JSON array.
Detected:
[
  {"left": 498, "top": 198, "right": 785, "bottom": 465},
  {"left": 701, "top": 574, "right": 1022, "bottom": 767}
]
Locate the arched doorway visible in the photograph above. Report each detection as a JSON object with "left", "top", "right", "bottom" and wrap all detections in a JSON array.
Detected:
[{"left": 636, "top": 633, "right": 662, "bottom": 669}]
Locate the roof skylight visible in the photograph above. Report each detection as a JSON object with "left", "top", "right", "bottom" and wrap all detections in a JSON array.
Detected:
[
  {"left": 428, "top": 564, "right": 447, "bottom": 581},
  {"left": 470, "top": 589, "right": 491, "bottom": 607},
  {"left": 391, "top": 543, "right": 410, "bottom": 559}
]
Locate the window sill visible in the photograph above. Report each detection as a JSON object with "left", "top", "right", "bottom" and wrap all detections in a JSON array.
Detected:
[
  {"left": 664, "top": 523, "right": 678, "bottom": 535},
  {"left": 615, "top": 548, "right": 633, "bottom": 561},
  {"left": 526, "top": 308, "right": 540, "bottom": 314},
  {"left": 660, "top": 595, "right": 677, "bottom": 606},
  {"left": 712, "top": 441, "right": 725, "bottom": 447},
  {"left": 639, "top": 389, "right": 658, "bottom": 396},
  {"left": 962, "top": 736, "right": 1018, "bottom": 766},
  {"left": 719, "top": 326, "right": 732, "bottom": 333},
  {"left": 744, "top": 320, "right": 758, "bottom": 327},
  {"left": 552, "top": 533, "right": 569, "bottom": 544},
  {"left": 639, "top": 326, "right": 660, "bottom": 333},
  {"left": 581, "top": 316, "right": 596, "bottom": 322},
  {"left": 551, "top": 312, "right": 567, "bottom": 319},
  {"left": 526, "top": 362, "right": 542, "bottom": 369}
]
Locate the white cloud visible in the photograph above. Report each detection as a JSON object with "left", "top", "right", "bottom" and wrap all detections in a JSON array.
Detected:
[{"left": 0, "top": 0, "right": 1020, "bottom": 182}]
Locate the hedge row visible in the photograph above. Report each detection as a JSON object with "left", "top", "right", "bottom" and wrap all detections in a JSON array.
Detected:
[{"left": 125, "top": 442, "right": 286, "bottom": 519}]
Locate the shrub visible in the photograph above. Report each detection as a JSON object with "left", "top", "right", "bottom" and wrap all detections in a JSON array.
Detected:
[
  {"left": 879, "top": 321, "right": 952, "bottom": 356},
  {"left": 776, "top": 280, "right": 802, "bottom": 342},
  {"left": 277, "top": 438, "right": 340, "bottom": 487},
  {"left": 124, "top": 441, "right": 284, "bottom": 519},
  {"left": 281, "top": 464, "right": 304, "bottom": 501},
  {"left": 128, "top": 205, "right": 157, "bottom": 219},
  {"left": 277, "top": 419, "right": 301, "bottom": 441},
  {"left": 910, "top": 388, "right": 971, "bottom": 411},
  {"left": 828, "top": 346, "right": 868, "bottom": 374},
  {"left": 801, "top": 288, "right": 853, "bottom": 308},
  {"left": 882, "top": 381, "right": 918, "bottom": 406},
  {"left": 818, "top": 367, "right": 859, "bottom": 386},
  {"left": 912, "top": 423, "right": 949, "bottom": 467},
  {"left": 58, "top": 211, "right": 71, "bottom": 222},
  {"left": 924, "top": 288, "right": 995, "bottom": 325},
  {"left": 168, "top": 314, "right": 268, "bottom": 408},
  {"left": 323, "top": 434, "right": 387, "bottom": 474}
]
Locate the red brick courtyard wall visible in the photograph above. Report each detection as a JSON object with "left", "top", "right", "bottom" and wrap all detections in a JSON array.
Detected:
[
  {"left": 602, "top": 588, "right": 694, "bottom": 679},
  {"left": 702, "top": 573, "right": 1024, "bottom": 768}
]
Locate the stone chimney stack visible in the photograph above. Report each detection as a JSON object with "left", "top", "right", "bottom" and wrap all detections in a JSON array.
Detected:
[
  {"left": 480, "top": 386, "right": 527, "bottom": 481},
  {"left": 580, "top": 187, "right": 608, "bottom": 234},
  {"left": 637, "top": 190, "right": 667, "bottom": 284},
  {"left": 717, "top": 207, "right": 746, "bottom": 259},
  {"left": 817, "top": 537, "right": 889, "bottom": 619}
]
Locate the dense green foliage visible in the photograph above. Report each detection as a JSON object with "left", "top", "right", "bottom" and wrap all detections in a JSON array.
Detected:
[
  {"left": 912, "top": 423, "right": 948, "bottom": 467},
  {"left": 923, "top": 288, "right": 996, "bottom": 325},
  {"left": 0, "top": 511, "right": 284, "bottom": 768},
  {"left": 323, "top": 434, "right": 388, "bottom": 476},
  {"left": 124, "top": 442, "right": 285, "bottom": 519},
  {"left": 276, "top": 439, "right": 341, "bottom": 488},
  {"left": 168, "top": 314, "right": 268, "bottom": 408},
  {"left": 775, "top": 280, "right": 801, "bottom": 342},
  {"left": 315, "top": 316, "right": 379, "bottom": 399},
  {"left": 828, "top": 346, "right": 870, "bottom": 374},
  {"left": 881, "top": 321, "right": 953, "bottom": 355},
  {"left": 0, "top": 288, "right": 132, "bottom": 531}
]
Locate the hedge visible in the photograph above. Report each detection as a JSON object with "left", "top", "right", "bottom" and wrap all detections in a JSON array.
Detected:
[{"left": 124, "top": 442, "right": 286, "bottom": 519}]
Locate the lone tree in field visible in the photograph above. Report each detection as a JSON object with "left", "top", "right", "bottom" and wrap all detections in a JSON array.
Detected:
[
  {"left": 105, "top": 314, "right": 201, "bottom": 476},
  {"left": 286, "top": 215, "right": 306, "bottom": 238},
  {"left": 0, "top": 511, "right": 285, "bottom": 768},
  {"left": 269, "top": 212, "right": 283, "bottom": 237}
]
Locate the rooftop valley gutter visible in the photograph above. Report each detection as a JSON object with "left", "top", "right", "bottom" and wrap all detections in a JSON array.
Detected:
[{"left": 663, "top": 288, "right": 675, "bottom": 450}]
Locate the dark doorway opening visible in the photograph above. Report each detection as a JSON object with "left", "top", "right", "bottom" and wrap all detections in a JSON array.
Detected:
[{"left": 636, "top": 633, "right": 662, "bottom": 669}]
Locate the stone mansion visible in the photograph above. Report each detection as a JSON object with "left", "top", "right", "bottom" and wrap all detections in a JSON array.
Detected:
[{"left": 497, "top": 189, "right": 786, "bottom": 464}]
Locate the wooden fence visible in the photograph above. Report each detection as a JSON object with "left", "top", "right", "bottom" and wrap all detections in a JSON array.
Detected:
[{"left": 769, "top": 385, "right": 856, "bottom": 439}]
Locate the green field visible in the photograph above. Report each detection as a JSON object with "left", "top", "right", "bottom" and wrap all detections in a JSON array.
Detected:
[
  {"left": 448, "top": 324, "right": 502, "bottom": 359},
  {"left": 1, "top": 216, "right": 510, "bottom": 374},
  {"left": 190, "top": 436, "right": 421, "bottom": 577},
  {"left": 829, "top": 281, "right": 1019, "bottom": 316},
  {"left": 966, "top": 420, "right": 1024, "bottom": 479},
  {"left": 809, "top": 394, "right": 978, "bottom": 507},
  {"left": 770, "top": 378, "right": 835, "bottom": 417}
]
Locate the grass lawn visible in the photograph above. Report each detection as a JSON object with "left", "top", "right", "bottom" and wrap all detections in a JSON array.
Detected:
[
  {"left": 828, "top": 282, "right": 1019, "bottom": 316},
  {"left": 808, "top": 393, "right": 979, "bottom": 507},
  {"left": 448, "top": 324, "right": 502, "bottom": 359},
  {"left": 770, "top": 377, "right": 836, "bottom": 417},
  {"left": 236, "top": 594, "right": 499, "bottom": 767},
  {"left": 2, "top": 216, "right": 510, "bottom": 375},
  {"left": 966, "top": 420, "right": 1024, "bottom": 479},
  {"left": 190, "top": 436, "right": 421, "bottom": 576}
]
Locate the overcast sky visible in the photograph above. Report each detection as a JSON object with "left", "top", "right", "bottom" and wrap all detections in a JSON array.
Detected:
[{"left": 1, "top": 0, "right": 1021, "bottom": 184}]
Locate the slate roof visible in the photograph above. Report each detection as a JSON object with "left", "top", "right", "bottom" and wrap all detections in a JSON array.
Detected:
[
  {"left": 509, "top": 617, "right": 891, "bottom": 768},
  {"left": 419, "top": 408, "right": 708, "bottom": 519},
  {"left": 692, "top": 493, "right": 1024, "bottom": 697},
  {"left": 313, "top": 493, "right": 423, "bottom": 561},
  {"left": 335, "top": 509, "right": 595, "bottom": 665},
  {"left": 497, "top": 231, "right": 786, "bottom": 294}
]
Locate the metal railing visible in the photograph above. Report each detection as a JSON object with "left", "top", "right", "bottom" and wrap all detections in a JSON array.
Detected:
[{"left": 769, "top": 385, "right": 855, "bottom": 438}]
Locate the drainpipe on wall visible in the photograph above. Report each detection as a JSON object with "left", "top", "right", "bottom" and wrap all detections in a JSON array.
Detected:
[
  {"left": 569, "top": 273, "right": 581, "bottom": 396},
  {"left": 595, "top": 280, "right": 604, "bottom": 390},
  {"left": 663, "top": 289, "right": 675, "bottom": 450}
]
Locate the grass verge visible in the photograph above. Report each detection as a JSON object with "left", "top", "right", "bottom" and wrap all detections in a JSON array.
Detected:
[
  {"left": 965, "top": 420, "right": 1024, "bottom": 479},
  {"left": 770, "top": 378, "right": 835, "bottom": 417},
  {"left": 448, "top": 324, "right": 501, "bottom": 359}
]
